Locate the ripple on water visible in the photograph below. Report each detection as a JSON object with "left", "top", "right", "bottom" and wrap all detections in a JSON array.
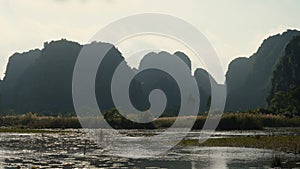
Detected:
[{"left": 0, "top": 130, "right": 299, "bottom": 168}]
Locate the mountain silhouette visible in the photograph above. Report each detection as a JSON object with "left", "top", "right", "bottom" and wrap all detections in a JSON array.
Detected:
[
  {"left": 0, "top": 39, "right": 211, "bottom": 115},
  {"left": 1, "top": 29, "right": 299, "bottom": 115},
  {"left": 225, "top": 29, "right": 300, "bottom": 111},
  {"left": 0, "top": 49, "right": 41, "bottom": 113}
]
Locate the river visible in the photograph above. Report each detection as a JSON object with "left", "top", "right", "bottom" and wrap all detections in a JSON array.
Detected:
[{"left": 0, "top": 129, "right": 299, "bottom": 168}]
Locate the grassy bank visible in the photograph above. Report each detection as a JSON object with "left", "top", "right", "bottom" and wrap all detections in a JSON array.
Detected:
[
  {"left": 154, "top": 113, "right": 300, "bottom": 130},
  {"left": 180, "top": 135, "right": 300, "bottom": 154},
  {"left": 0, "top": 112, "right": 81, "bottom": 129},
  {"left": 1, "top": 112, "right": 300, "bottom": 130}
]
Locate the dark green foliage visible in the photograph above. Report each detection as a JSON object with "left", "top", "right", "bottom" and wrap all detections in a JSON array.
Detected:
[
  {"left": 268, "top": 36, "right": 300, "bottom": 116},
  {"left": 226, "top": 30, "right": 300, "bottom": 111}
]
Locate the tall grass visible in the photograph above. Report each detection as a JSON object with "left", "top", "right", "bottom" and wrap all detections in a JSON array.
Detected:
[
  {"left": 153, "top": 113, "right": 300, "bottom": 130},
  {"left": 0, "top": 112, "right": 80, "bottom": 129},
  {"left": 1, "top": 112, "right": 300, "bottom": 130}
]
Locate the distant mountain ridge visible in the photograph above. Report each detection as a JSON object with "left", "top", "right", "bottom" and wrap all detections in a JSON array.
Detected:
[
  {"left": 0, "top": 39, "right": 211, "bottom": 115},
  {"left": 0, "top": 29, "right": 299, "bottom": 115}
]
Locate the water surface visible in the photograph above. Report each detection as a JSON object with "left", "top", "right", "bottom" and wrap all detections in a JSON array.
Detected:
[{"left": 0, "top": 129, "right": 299, "bottom": 168}]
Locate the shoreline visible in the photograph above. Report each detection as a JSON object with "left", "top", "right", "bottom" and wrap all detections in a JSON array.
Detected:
[
  {"left": 180, "top": 135, "right": 300, "bottom": 154},
  {"left": 1, "top": 127, "right": 300, "bottom": 154}
]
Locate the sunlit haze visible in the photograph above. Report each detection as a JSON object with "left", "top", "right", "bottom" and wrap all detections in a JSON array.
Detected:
[{"left": 1, "top": 0, "right": 300, "bottom": 78}]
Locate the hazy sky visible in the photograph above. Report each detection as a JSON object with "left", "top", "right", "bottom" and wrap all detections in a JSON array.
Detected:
[{"left": 1, "top": 0, "right": 300, "bottom": 79}]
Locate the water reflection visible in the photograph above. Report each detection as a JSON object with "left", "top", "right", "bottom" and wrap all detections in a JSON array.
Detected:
[
  {"left": 0, "top": 130, "right": 299, "bottom": 168},
  {"left": 205, "top": 157, "right": 227, "bottom": 169},
  {"left": 189, "top": 157, "right": 228, "bottom": 169}
]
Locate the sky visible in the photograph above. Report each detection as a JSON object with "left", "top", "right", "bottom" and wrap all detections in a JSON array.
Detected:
[{"left": 0, "top": 0, "right": 300, "bottom": 79}]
